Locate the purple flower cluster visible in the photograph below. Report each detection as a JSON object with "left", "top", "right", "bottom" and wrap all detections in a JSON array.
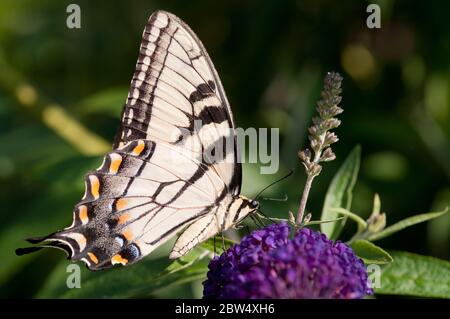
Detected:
[{"left": 203, "top": 222, "right": 373, "bottom": 299}]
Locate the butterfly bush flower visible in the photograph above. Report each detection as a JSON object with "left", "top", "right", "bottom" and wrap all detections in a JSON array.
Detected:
[{"left": 203, "top": 222, "right": 372, "bottom": 299}]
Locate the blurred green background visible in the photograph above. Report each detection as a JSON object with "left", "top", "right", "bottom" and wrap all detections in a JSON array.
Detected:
[{"left": 0, "top": 0, "right": 449, "bottom": 298}]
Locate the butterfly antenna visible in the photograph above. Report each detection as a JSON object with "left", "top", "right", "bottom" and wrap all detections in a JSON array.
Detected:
[
  {"left": 254, "top": 170, "right": 294, "bottom": 201},
  {"left": 262, "top": 194, "right": 288, "bottom": 202}
]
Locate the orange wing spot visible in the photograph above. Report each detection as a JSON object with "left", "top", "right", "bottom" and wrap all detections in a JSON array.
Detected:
[
  {"left": 111, "top": 254, "right": 128, "bottom": 266},
  {"left": 122, "top": 229, "right": 133, "bottom": 241},
  {"left": 78, "top": 205, "right": 89, "bottom": 224},
  {"left": 115, "top": 198, "right": 129, "bottom": 211},
  {"left": 109, "top": 153, "right": 122, "bottom": 174},
  {"left": 132, "top": 140, "right": 145, "bottom": 156},
  {"left": 87, "top": 252, "right": 99, "bottom": 264},
  {"left": 89, "top": 175, "right": 100, "bottom": 199},
  {"left": 118, "top": 213, "right": 130, "bottom": 225}
]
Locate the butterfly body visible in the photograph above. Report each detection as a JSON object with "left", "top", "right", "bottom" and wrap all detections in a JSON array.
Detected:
[{"left": 18, "top": 11, "right": 259, "bottom": 270}]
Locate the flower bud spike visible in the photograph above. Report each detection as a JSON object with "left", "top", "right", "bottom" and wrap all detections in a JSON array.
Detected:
[{"left": 296, "top": 72, "right": 343, "bottom": 224}]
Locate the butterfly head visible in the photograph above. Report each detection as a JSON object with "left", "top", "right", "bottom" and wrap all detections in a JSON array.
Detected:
[
  {"left": 236, "top": 195, "right": 259, "bottom": 216},
  {"left": 249, "top": 199, "right": 260, "bottom": 210}
]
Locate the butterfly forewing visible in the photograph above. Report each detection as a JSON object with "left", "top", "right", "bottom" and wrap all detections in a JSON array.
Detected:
[{"left": 114, "top": 10, "right": 241, "bottom": 194}]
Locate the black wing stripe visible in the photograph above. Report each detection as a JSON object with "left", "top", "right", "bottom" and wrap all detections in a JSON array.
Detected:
[{"left": 197, "top": 105, "right": 229, "bottom": 125}]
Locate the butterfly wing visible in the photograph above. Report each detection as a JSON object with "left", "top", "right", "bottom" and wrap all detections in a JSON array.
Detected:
[
  {"left": 18, "top": 11, "right": 251, "bottom": 269},
  {"left": 49, "top": 139, "right": 229, "bottom": 269},
  {"left": 114, "top": 10, "right": 241, "bottom": 195}
]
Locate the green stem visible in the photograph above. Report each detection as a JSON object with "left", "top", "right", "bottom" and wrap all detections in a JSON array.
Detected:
[
  {"left": 296, "top": 133, "right": 325, "bottom": 224},
  {"left": 296, "top": 174, "right": 315, "bottom": 224}
]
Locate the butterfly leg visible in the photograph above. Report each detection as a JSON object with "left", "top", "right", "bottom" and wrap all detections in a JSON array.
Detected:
[
  {"left": 170, "top": 214, "right": 220, "bottom": 259},
  {"left": 221, "top": 231, "right": 226, "bottom": 253}
]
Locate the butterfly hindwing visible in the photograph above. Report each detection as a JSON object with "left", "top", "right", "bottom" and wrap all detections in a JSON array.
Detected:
[{"left": 43, "top": 139, "right": 228, "bottom": 269}]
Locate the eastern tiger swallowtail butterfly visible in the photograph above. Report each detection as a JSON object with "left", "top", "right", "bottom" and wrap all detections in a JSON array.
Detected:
[{"left": 17, "top": 10, "right": 259, "bottom": 270}]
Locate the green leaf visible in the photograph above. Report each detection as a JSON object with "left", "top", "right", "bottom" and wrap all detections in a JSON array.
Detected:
[
  {"left": 376, "top": 251, "right": 450, "bottom": 298},
  {"left": 330, "top": 208, "right": 367, "bottom": 232},
  {"left": 321, "top": 145, "right": 361, "bottom": 239},
  {"left": 351, "top": 239, "right": 393, "bottom": 264},
  {"left": 37, "top": 247, "right": 210, "bottom": 298},
  {"left": 201, "top": 237, "right": 236, "bottom": 254},
  {"left": 368, "top": 209, "right": 448, "bottom": 241},
  {"left": 164, "top": 249, "right": 210, "bottom": 274}
]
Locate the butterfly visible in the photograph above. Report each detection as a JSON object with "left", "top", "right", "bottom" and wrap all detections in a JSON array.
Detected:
[{"left": 17, "top": 10, "right": 259, "bottom": 270}]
